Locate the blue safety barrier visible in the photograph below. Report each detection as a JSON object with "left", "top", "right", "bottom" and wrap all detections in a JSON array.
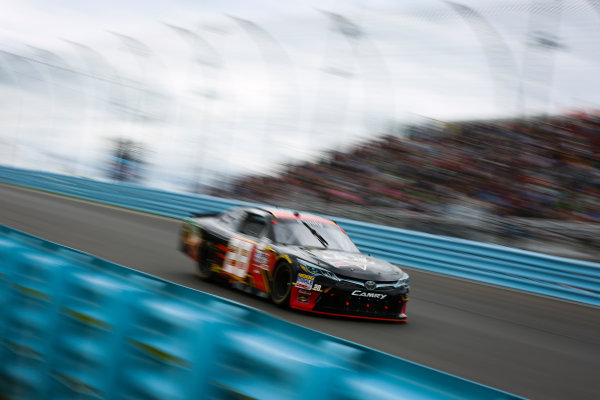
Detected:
[
  {"left": 1, "top": 165, "right": 599, "bottom": 307},
  {"left": 0, "top": 225, "right": 526, "bottom": 400},
  {"left": 344, "top": 220, "right": 600, "bottom": 306},
  {"left": 48, "top": 270, "right": 139, "bottom": 399},
  {"left": 0, "top": 249, "right": 69, "bottom": 398}
]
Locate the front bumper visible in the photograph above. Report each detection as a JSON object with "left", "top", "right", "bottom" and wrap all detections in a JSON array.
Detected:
[{"left": 290, "top": 279, "right": 409, "bottom": 321}]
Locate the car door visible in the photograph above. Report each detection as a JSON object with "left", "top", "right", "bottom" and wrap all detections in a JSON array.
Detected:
[{"left": 222, "top": 212, "right": 273, "bottom": 291}]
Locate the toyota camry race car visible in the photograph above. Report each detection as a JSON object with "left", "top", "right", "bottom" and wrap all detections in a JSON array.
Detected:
[{"left": 179, "top": 206, "right": 410, "bottom": 321}]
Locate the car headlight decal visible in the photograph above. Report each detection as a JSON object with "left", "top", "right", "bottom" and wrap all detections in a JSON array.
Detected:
[
  {"left": 394, "top": 272, "right": 410, "bottom": 288},
  {"left": 299, "top": 260, "right": 340, "bottom": 281}
]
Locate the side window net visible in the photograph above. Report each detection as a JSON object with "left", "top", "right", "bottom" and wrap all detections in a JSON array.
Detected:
[
  {"left": 239, "top": 214, "right": 266, "bottom": 237},
  {"left": 220, "top": 209, "right": 244, "bottom": 229}
]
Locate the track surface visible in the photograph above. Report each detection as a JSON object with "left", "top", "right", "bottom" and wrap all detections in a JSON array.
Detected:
[{"left": 1, "top": 184, "right": 599, "bottom": 400}]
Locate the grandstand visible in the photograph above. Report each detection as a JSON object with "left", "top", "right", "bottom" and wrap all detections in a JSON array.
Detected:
[{"left": 211, "top": 111, "right": 600, "bottom": 260}]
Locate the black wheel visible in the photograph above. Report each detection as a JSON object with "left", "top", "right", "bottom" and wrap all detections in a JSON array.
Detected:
[
  {"left": 270, "top": 262, "right": 293, "bottom": 306},
  {"left": 196, "top": 242, "right": 215, "bottom": 281}
]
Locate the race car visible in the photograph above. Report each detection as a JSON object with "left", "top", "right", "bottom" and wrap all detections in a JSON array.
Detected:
[{"left": 179, "top": 206, "right": 410, "bottom": 321}]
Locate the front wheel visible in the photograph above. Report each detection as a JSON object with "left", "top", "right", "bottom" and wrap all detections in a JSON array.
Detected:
[{"left": 270, "top": 262, "right": 293, "bottom": 306}]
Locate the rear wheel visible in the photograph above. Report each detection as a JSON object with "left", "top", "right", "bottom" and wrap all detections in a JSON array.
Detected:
[
  {"left": 270, "top": 262, "right": 293, "bottom": 306},
  {"left": 196, "top": 242, "right": 215, "bottom": 281}
]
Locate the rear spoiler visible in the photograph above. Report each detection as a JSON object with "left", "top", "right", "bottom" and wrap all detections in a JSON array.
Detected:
[{"left": 189, "top": 211, "right": 221, "bottom": 218}]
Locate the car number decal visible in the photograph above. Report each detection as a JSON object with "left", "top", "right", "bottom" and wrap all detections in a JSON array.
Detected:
[{"left": 223, "top": 236, "right": 255, "bottom": 278}]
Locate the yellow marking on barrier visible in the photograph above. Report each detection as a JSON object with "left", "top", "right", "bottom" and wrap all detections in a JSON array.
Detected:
[
  {"left": 51, "top": 371, "right": 103, "bottom": 397},
  {"left": 3, "top": 339, "right": 43, "bottom": 359},
  {"left": 12, "top": 283, "right": 51, "bottom": 301},
  {"left": 128, "top": 338, "right": 191, "bottom": 368},
  {"left": 62, "top": 308, "right": 112, "bottom": 331},
  {"left": 210, "top": 381, "right": 259, "bottom": 400}
]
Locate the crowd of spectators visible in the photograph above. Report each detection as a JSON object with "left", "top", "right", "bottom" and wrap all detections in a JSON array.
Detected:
[{"left": 213, "top": 111, "right": 600, "bottom": 224}]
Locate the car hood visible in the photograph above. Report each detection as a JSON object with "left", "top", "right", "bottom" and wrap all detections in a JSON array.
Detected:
[{"left": 299, "top": 248, "right": 406, "bottom": 281}]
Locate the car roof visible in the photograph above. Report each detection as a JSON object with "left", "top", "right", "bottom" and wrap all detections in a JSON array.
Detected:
[{"left": 243, "top": 206, "right": 336, "bottom": 225}]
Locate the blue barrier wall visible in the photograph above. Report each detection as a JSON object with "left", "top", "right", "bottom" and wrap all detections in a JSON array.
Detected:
[
  {"left": 1, "top": 165, "right": 599, "bottom": 307},
  {"left": 0, "top": 225, "right": 525, "bottom": 400}
]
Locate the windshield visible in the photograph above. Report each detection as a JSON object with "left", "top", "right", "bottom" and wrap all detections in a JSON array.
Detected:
[{"left": 272, "top": 219, "right": 359, "bottom": 252}]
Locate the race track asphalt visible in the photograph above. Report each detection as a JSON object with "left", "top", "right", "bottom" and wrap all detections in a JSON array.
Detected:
[{"left": 1, "top": 183, "right": 599, "bottom": 400}]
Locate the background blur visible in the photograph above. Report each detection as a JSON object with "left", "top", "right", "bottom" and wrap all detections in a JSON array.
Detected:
[{"left": 1, "top": 0, "right": 599, "bottom": 258}]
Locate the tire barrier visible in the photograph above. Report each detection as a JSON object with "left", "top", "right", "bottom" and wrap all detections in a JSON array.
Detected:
[
  {"left": 1, "top": 165, "right": 599, "bottom": 307},
  {"left": 0, "top": 226, "right": 525, "bottom": 400}
]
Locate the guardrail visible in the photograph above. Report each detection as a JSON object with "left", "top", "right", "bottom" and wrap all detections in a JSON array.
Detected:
[
  {"left": 1, "top": 165, "right": 599, "bottom": 307},
  {"left": 0, "top": 225, "right": 525, "bottom": 400}
]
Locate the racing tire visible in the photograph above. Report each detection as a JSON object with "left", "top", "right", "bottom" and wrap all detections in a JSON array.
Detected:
[
  {"left": 196, "top": 242, "right": 215, "bottom": 281},
  {"left": 270, "top": 262, "right": 293, "bottom": 307}
]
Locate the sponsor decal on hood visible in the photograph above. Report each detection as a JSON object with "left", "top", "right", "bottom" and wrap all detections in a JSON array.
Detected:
[
  {"left": 308, "top": 250, "right": 377, "bottom": 270},
  {"left": 306, "top": 250, "right": 402, "bottom": 276}
]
